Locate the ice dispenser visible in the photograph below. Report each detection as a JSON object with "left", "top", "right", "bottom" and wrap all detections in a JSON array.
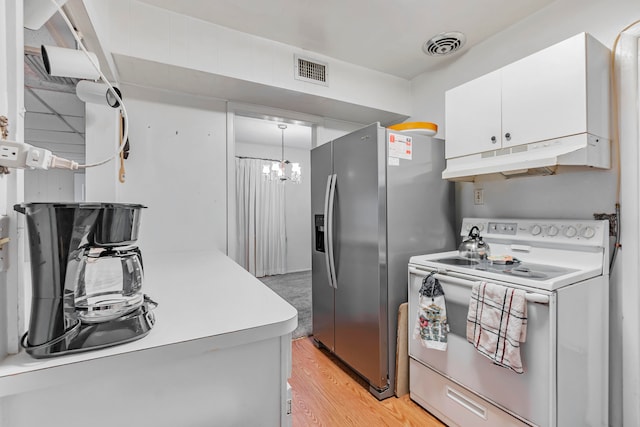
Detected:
[{"left": 315, "top": 214, "right": 325, "bottom": 252}]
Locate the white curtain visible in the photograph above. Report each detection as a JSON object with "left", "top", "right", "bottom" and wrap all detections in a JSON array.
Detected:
[{"left": 236, "top": 158, "right": 287, "bottom": 277}]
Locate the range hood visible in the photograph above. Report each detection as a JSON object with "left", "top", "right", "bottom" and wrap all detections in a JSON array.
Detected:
[{"left": 442, "top": 133, "right": 610, "bottom": 181}]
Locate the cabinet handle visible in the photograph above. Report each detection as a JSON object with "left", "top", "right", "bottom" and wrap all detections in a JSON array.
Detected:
[
  {"left": 490, "top": 136, "right": 497, "bottom": 144},
  {"left": 505, "top": 132, "right": 511, "bottom": 141}
]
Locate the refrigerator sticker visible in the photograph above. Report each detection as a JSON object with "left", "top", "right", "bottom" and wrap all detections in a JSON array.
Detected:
[
  {"left": 388, "top": 132, "right": 412, "bottom": 160},
  {"left": 389, "top": 157, "right": 400, "bottom": 166}
]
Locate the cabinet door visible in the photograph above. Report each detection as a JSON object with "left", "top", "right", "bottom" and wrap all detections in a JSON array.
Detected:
[
  {"left": 501, "top": 34, "right": 587, "bottom": 149},
  {"left": 445, "top": 70, "right": 502, "bottom": 159}
]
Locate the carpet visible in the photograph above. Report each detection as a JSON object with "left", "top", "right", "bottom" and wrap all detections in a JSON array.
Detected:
[{"left": 259, "top": 270, "right": 312, "bottom": 339}]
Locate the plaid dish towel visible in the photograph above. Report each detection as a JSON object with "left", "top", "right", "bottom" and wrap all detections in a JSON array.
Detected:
[
  {"left": 466, "top": 281, "right": 528, "bottom": 373},
  {"left": 414, "top": 272, "right": 449, "bottom": 351}
]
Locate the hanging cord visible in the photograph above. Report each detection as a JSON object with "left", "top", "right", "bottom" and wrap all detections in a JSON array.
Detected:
[
  {"left": 49, "top": 0, "right": 129, "bottom": 170},
  {"left": 608, "top": 19, "right": 640, "bottom": 271},
  {"left": 119, "top": 112, "right": 126, "bottom": 183}
]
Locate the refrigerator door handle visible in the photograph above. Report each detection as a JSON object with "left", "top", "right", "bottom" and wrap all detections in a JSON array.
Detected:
[
  {"left": 327, "top": 174, "right": 338, "bottom": 289},
  {"left": 323, "top": 174, "right": 336, "bottom": 288}
]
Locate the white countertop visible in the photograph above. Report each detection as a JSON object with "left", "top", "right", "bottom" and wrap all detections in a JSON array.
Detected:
[{"left": 0, "top": 250, "right": 297, "bottom": 397}]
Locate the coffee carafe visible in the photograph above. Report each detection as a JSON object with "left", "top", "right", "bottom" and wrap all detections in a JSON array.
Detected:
[{"left": 15, "top": 202, "right": 157, "bottom": 359}]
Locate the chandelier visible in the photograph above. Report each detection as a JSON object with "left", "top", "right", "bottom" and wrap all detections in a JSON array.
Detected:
[{"left": 262, "top": 123, "right": 302, "bottom": 183}]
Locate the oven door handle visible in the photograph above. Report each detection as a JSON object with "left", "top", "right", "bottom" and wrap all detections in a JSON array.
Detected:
[{"left": 408, "top": 266, "right": 550, "bottom": 304}]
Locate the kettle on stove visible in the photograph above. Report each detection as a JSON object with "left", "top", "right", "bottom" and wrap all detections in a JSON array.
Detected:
[{"left": 458, "top": 226, "right": 490, "bottom": 260}]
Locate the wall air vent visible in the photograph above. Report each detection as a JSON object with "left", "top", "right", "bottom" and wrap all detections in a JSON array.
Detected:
[
  {"left": 294, "top": 54, "right": 328, "bottom": 86},
  {"left": 422, "top": 31, "right": 466, "bottom": 56}
]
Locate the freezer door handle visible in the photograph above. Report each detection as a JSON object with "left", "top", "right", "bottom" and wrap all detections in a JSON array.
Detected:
[
  {"left": 324, "top": 174, "right": 338, "bottom": 288},
  {"left": 323, "top": 175, "right": 333, "bottom": 288},
  {"left": 326, "top": 174, "right": 338, "bottom": 288}
]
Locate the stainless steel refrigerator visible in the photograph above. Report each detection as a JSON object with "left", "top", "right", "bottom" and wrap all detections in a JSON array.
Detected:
[{"left": 311, "top": 122, "right": 455, "bottom": 399}]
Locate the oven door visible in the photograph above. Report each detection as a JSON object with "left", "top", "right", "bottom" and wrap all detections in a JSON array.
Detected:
[{"left": 408, "top": 265, "right": 555, "bottom": 426}]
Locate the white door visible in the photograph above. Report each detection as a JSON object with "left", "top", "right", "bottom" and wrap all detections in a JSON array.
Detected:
[
  {"left": 501, "top": 33, "right": 588, "bottom": 149},
  {"left": 445, "top": 69, "right": 502, "bottom": 159}
]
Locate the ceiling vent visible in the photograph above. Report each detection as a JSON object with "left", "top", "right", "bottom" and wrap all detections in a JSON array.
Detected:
[
  {"left": 422, "top": 31, "right": 466, "bottom": 56},
  {"left": 294, "top": 54, "right": 328, "bottom": 86}
]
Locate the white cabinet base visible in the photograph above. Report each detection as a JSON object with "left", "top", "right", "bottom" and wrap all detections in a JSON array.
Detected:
[{"left": 1, "top": 335, "right": 292, "bottom": 427}]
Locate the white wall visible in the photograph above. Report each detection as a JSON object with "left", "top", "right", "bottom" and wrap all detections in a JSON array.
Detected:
[
  {"left": 0, "top": 0, "right": 24, "bottom": 360},
  {"left": 85, "top": 88, "right": 228, "bottom": 255},
  {"left": 615, "top": 30, "right": 640, "bottom": 427},
  {"left": 409, "top": 1, "right": 640, "bottom": 425},
  {"left": 235, "top": 141, "right": 311, "bottom": 273},
  {"left": 0, "top": 0, "right": 10, "bottom": 362},
  {"left": 85, "top": 103, "right": 120, "bottom": 201},
  {"left": 23, "top": 169, "right": 76, "bottom": 202},
  {"left": 313, "top": 118, "right": 365, "bottom": 148},
  {"left": 84, "top": 92, "right": 364, "bottom": 267}
]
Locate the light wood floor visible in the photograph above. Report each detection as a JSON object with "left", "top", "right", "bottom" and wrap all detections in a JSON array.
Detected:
[{"left": 290, "top": 337, "right": 445, "bottom": 426}]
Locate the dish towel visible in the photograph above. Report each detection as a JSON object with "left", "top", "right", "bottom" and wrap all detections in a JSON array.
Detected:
[
  {"left": 413, "top": 272, "right": 449, "bottom": 351},
  {"left": 466, "top": 281, "right": 528, "bottom": 373}
]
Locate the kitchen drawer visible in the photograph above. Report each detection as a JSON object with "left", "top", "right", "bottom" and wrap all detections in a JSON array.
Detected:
[{"left": 409, "top": 358, "right": 533, "bottom": 427}]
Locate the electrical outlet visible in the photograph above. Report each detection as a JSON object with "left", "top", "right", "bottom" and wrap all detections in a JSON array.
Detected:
[
  {"left": 474, "top": 188, "right": 484, "bottom": 205},
  {"left": 0, "top": 145, "right": 18, "bottom": 160}
]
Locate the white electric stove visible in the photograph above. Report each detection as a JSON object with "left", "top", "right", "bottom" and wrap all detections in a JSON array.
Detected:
[{"left": 408, "top": 218, "right": 609, "bottom": 427}]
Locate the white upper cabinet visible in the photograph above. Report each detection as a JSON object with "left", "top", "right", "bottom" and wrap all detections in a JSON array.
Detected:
[
  {"left": 445, "top": 70, "right": 502, "bottom": 158},
  {"left": 444, "top": 33, "right": 610, "bottom": 160}
]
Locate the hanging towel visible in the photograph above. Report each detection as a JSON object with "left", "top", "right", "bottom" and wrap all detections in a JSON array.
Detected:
[
  {"left": 413, "top": 272, "right": 449, "bottom": 351},
  {"left": 466, "top": 281, "right": 528, "bottom": 374}
]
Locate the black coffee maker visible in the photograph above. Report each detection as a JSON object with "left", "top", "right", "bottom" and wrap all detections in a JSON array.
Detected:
[{"left": 15, "top": 202, "right": 157, "bottom": 358}]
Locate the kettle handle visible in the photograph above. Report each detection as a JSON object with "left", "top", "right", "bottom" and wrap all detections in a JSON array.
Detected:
[{"left": 468, "top": 226, "right": 480, "bottom": 238}]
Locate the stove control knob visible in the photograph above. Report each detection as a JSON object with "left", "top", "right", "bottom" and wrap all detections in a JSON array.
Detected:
[
  {"left": 547, "top": 225, "right": 559, "bottom": 236},
  {"left": 564, "top": 226, "right": 577, "bottom": 238},
  {"left": 530, "top": 225, "right": 542, "bottom": 236},
  {"left": 581, "top": 226, "right": 596, "bottom": 239}
]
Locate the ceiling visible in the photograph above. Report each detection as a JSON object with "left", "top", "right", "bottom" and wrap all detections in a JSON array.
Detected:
[{"left": 137, "top": 0, "right": 556, "bottom": 79}]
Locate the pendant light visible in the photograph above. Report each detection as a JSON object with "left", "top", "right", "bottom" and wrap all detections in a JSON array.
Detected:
[{"left": 263, "top": 124, "right": 302, "bottom": 183}]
